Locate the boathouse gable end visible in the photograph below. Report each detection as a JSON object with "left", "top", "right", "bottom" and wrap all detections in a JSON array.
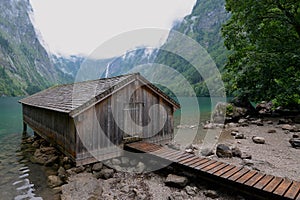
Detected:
[{"left": 19, "top": 73, "right": 179, "bottom": 166}]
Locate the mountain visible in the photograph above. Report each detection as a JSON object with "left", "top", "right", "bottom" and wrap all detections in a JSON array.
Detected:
[
  {"left": 102, "top": 0, "right": 230, "bottom": 96},
  {"left": 51, "top": 55, "right": 85, "bottom": 78},
  {"left": 0, "top": 0, "right": 70, "bottom": 96}
]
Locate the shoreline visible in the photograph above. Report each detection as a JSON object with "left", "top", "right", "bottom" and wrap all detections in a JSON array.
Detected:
[{"left": 19, "top": 115, "right": 299, "bottom": 199}]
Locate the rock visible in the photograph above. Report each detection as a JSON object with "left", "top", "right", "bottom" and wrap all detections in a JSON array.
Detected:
[
  {"left": 265, "top": 120, "right": 273, "bottom": 124},
  {"left": 267, "top": 129, "right": 276, "bottom": 133},
  {"left": 185, "top": 148, "right": 194, "bottom": 154},
  {"left": 231, "top": 131, "right": 238, "bottom": 136},
  {"left": 216, "top": 144, "right": 232, "bottom": 158},
  {"left": 252, "top": 136, "right": 265, "bottom": 144},
  {"left": 168, "top": 192, "right": 185, "bottom": 200},
  {"left": 92, "top": 163, "right": 103, "bottom": 172},
  {"left": 242, "top": 159, "right": 255, "bottom": 167},
  {"left": 282, "top": 124, "right": 294, "bottom": 131},
  {"left": 232, "top": 147, "right": 242, "bottom": 158},
  {"left": 293, "top": 133, "right": 300, "bottom": 138},
  {"left": 289, "top": 138, "right": 300, "bottom": 149},
  {"left": 61, "top": 173, "right": 102, "bottom": 200},
  {"left": 235, "top": 133, "right": 245, "bottom": 139},
  {"left": 165, "top": 174, "right": 188, "bottom": 188},
  {"left": 94, "top": 168, "right": 114, "bottom": 179},
  {"left": 185, "top": 186, "right": 197, "bottom": 196},
  {"left": 204, "top": 123, "right": 216, "bottom": 129},
  {"left": 58, "top": 167, "right": 67, "bottom": 181},
  {"left": 200, "top": 148, "right": 214, "bottom": 157},
  {"left": 251, "top": 119, "right": 264, "bottom": 126},
  {"left": 238, "top": 118, "right": 248, "bottom": 124},
  {"left": 130, "top": 159, "right": 138, "bottom": 166},
  {"left": 167, "top": 142, "right": 181, "bottom": 151},
  {"left": 135, "top": 162, "right": 146, "bottom": 173},
  {"left": 241, "top": 153, "right": 252, "bottom": 160},
  {"left": 111, "top": 158, "right": 121, "bottom": 166},
  {"left": 256, "top": 101, "right": 273, "bottom": 116},
  {"left": 278, "top": 118, "right": 292, "bottom": 125},
  {"left": 203, "top": 190, "right": 219, "bottom": 199},
  {"left": 48, "top": 175, "right": 63, "bottom": 188},
  {"left": 32, "top": 141, "right": 40, "bottom": 148},
  {"left": 45, "top": 156, "right": 59, "bottom": 166},
  {"left": 121, "top": 157, "right": 130, "bottom": 166},
  {"left": 74, "top": 166, "right": 85, "bottom": 174}
]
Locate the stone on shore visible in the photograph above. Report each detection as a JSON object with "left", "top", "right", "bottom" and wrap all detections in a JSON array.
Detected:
[
  {"left": 92, "top": 162, "right": 103, "bottom": 172},
  {"left": 216, "top": 144, "right": 232, "bottom": 158},
  {"left": 48, "top": 175, "right": 63, "bottom": 188},
  {"left": 282, "top": 124, "right": 294, "bottom": 131},
  {"left": 61, "top": 173, "right": 102, "bottom": 200},
  {"left": 200, "top": 148, "right": 214, "bottom": 157},
  {"left": 267, "top": 129, "right": 276, "bottom": 133},
  {"left": 289, "top": 138, "right": 300, "bottom": 149},
  {"left": 94, "top": 168, "right": 114, "bottom": 180},
  {"left": 165, "top": 174, "right": 188, "bottom": 188},
  {"left": 252, "top": 136, "right": 265, "bottom": 144}
]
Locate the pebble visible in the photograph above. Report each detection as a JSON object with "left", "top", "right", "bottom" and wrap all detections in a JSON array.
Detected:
[{"left": 267, "top": 129, "right": 276, "bottom": 133}]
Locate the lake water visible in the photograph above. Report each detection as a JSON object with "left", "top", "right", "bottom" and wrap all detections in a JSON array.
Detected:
[{"left": 0, "top": 96, "right": 226, "bottom": 199}]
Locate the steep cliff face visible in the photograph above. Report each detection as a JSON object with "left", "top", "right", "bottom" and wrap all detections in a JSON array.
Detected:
[
  {"left": 172, "top": 0, "right": 230, "bottom": 68},
  {"left": 0, "top": 0, "right": 67, "bottom": 96}
]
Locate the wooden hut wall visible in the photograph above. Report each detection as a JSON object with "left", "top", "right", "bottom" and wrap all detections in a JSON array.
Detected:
[
  {"left": 73, "top": 80, "right": 175, "bottom": 164},
  {"left": 141, "top": 86, "right": 174, "bottom": 144},
  {"left": 22, "top": 105, "right": 76, "bottom": 159}
]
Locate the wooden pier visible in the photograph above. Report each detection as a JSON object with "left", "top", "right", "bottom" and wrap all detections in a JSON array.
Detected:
[{"left": 125, "top": 141, "right": 300, "bottom": 200}]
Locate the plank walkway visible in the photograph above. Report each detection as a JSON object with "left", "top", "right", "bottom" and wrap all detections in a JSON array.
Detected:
[{"left": 125, "top": 141, "right": 300, "bottom": 200}]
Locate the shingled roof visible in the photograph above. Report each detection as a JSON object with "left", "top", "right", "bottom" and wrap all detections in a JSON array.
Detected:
[{"left": 19, "top": 73, "right": 180, "bottom": 117}]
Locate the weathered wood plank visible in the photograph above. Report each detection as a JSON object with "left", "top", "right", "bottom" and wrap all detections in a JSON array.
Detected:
[
  {"left": 273, "top": 178, "right": 293, "bottom": 196},
  {"left": 253, "top": 175, "right": 274, "bottom": 190},
  {"left": 284, "top": 181, "right": 300, "bottom": 199}
]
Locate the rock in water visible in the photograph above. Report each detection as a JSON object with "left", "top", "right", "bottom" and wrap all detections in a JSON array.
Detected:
[
  {"left": 165, "top": 174, "right": 188, "bottom": 188},
  {"left": 216, "top": 144, "right": 232, "bottom": 158},
  {"left": 252, "top": 136, "right": 265, "bottom": 144},
  {"left": 61, "top": 173, "right": 102, "bottom": 200},
  {"left": 289, "top": 138, "right": 300, "bottom": 149},
  {"left": 48, "top": 175, "right": 63, "bottom": 188}
]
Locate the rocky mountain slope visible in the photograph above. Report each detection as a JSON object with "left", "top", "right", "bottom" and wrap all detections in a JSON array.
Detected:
[
  {"left": 0, "top": 0, "right": 69, "bottom": 96},
  {"left": 102, "top": 0, "right": 230, "bottom": 96}
]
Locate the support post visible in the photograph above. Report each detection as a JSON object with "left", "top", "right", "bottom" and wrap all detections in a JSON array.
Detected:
[{"left": 23, "top": 122, "right": 27, "bottom": 135}]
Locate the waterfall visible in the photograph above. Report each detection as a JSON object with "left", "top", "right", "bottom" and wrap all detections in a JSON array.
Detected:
[{"left": 105, "top": 62, "right": 111, "bottom": 78}]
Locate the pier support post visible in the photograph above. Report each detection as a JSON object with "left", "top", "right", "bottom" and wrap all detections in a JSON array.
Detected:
[{"left": 23, "top": 122, "right": 27, "bottom": 135}]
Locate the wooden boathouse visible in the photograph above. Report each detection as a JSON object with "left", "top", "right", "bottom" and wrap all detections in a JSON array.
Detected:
[{"left": 19, "top": 73, "right": 180, "bottom": 166}]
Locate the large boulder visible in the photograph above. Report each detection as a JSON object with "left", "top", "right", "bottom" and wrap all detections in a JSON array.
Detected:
[
  {"left": 212, "top": 102, "right": 248, "bottom": 123},
  {"left": 61, "top": 173, "right": 102, "bottom": 200},
  {"left": 165, "top": 174, "right": 188, "bottom": 188},
  {"left": 216, "top": 144, "right": 232, "bottom": 158},
  {"left": 256, "top": 101, "right": 273, "bottom": 115}
]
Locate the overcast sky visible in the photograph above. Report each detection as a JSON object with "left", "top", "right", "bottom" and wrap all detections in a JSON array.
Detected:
[{"left": 29, "top": 0, "right": 196, "bottom": 56}]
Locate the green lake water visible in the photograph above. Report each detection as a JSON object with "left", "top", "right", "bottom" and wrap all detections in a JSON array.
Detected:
[{"left": 0, "top": 96, "right": 226, "bottom": 199}]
